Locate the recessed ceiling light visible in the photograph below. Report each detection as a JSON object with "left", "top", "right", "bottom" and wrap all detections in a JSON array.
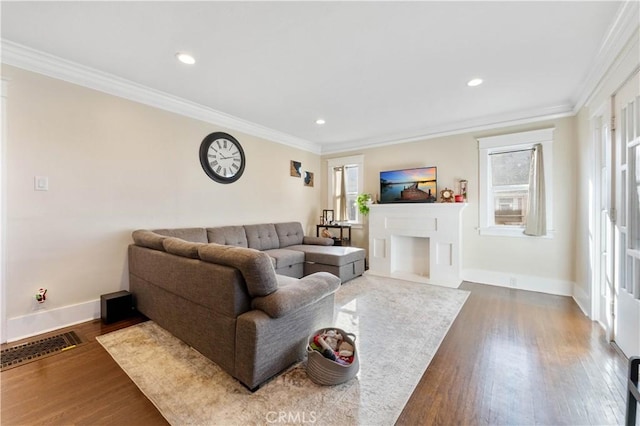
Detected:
[
  {"left": 467, "top": 78, "right": 483, "bottom": 87},
  {"left": 176, "top": 52, "right": 196, "bottom": 65},
  {"left": 315, "top": 119, "right": 326, "bottom": 125}
]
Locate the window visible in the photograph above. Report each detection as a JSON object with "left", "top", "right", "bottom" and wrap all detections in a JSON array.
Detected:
[
  {"left": 491, "top": 150, "right": 531, "bottom": 225},
  {"left": 327, "top": 155, "right": 364, "bottom": 225},
  {"left": 478, "top": 128, "right": 554, "bottom": 237}
]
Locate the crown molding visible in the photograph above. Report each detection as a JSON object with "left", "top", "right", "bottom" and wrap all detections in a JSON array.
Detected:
[
  {"left": 1, "top": 40, "right": 321, "bottom": 155},
  {"left": 572, "top": 0, "right": 640, "bottom": 112},
  {"left": 4, "top": 0, "right": 634, "bottom": 159},
  {"left": 323, "top": 2, "right": 639, "bottom": 156},
  {"left": 320, "top": 104, "right": 573, "bottom": 155}
]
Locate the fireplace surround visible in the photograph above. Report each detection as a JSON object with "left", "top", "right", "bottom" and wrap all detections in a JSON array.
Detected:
[{"left": 367, "top": 203, "right": 466, "bottom": 287}]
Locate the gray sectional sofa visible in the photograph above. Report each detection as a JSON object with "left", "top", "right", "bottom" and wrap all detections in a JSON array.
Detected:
[
  {"left": 203, "top": 222, "right": 366, "bottom": 282},
  {"left": 128, "top": 221, "right": 365, "bottom": 389}
]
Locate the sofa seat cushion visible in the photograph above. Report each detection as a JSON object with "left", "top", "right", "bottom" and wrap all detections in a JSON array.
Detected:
[
  {"left": 207, "top": 226, "right": 249, "bottom": 247},
  {"left": 251, "top": 272, "right": 341, "bottom": 318},
  {"left": 154, "top": 228, "right": 208, "bottom": 243},
  {"left": 263, "top": 248, "right": 305, "bottom": 269},
  {"left": 287, "top": 245, "right": 366, "bottom": 267},
  {"left": 198, "top": 244, "right": 278, "bottom": 297}
]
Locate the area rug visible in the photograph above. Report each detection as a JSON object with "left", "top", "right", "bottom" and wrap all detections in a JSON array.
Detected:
[{"left": 97, "top": 274, "right": 469, "bottom": 425}]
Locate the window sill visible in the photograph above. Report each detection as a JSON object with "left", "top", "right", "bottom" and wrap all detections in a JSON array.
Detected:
[{"left": 479, "top": 226, "right": 555, "bottom": 239}]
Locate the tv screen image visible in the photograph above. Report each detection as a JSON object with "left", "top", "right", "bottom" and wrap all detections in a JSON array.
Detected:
[{"left": 379, "top": 166, "right": 437, "bottom": 203}]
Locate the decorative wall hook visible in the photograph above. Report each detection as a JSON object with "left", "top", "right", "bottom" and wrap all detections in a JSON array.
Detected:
[{"left": 35, "top": 288, "right": 47, "bottom": 303}]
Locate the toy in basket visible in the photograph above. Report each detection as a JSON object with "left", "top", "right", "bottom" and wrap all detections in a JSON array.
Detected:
[{"left": 306, "top": 328, "right": 359, "bottom": 385}]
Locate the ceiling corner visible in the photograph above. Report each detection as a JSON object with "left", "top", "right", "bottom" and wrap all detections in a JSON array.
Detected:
[{"left": 571, "top": 0, "right": 640, "bottom": 112}]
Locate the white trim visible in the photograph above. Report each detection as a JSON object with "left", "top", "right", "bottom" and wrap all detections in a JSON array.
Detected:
[
  {"left": 321, "top": 106, "right": 572, "bottom": 155},
  {"left": 1, "top": 78, "right": 8, "bottom": 343},
  {"left": 573, "top": 282, "right": 592, "bottom": 318},
  {"left": 1, "top": 40, "right": 321, "bottom": 155},
  {"left": 478, "top": 128, "right": 554, "bottom": 149},
  {"left": 573, "top": 0, "right": 640, "bottom": 112},
  {"left": 0, "top": 40, "right": 575, "bottom": 158},
  {"left": 6, "top": 298, "right": 101, "bottom": 343},
  {"left": 478, "top": 226, "right": 555, "bottom": 239},
  {"left": 462, "top": 268, "right": 575, "bottom": 297}
]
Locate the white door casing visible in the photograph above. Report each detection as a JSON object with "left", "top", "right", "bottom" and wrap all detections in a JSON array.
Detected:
[
  {"left": 613, "top": 70, "right": 640, "bottom": 358},
  {"left": 592, "top": 106, "right": 615, "bottom": 340}
]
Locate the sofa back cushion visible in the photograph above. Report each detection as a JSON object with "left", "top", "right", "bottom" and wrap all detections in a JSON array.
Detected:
[
  {"left": 244, "top": 223, "right": 280, "bottom": 251},
  {"left": 274, "top": 222, "right": 305, "bottom": 247},
  {"left": 198, "top": 244, "right": 278, "bottom": 297},
  {"left": 207, "top": 226, "right": 249, "bottom": 247},
  {"left": 132, "top": 230, "right": 167, "bottom": 251},
  {"left": 162, "top": 237, "right": 205, "bottom": 259},
  {"left": 129, "top": 245, "right": 251, "bottom": 318},
  {"left": 153, "top": 228, "right": 208, "bottom": 243}
]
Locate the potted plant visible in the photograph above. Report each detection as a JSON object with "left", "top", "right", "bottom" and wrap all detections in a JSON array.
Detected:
[{"left": 356, "top": 193, "right": 373, "bottom": 216}]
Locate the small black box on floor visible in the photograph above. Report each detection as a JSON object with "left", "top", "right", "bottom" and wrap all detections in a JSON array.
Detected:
[{"left": 100, "top": 290, "right": 133, "bottom": 324}]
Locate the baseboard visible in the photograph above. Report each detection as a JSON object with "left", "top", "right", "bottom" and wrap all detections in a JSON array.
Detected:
[
  {"left": 571, "top": 284, "right": 592, "bottom": 318},
  {"left": 5, "top": 299, "right": 101, "bottom": 342},
  {"left": 461, "top": 268, "right": 575, "bottom": 297}
]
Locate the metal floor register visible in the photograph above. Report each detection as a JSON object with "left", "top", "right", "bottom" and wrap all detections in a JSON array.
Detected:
[{"left": 1, "top": 331, "right": 84, "bottom": 370}]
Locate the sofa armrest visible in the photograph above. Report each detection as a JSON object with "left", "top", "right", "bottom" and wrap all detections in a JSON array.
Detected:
[
  {"left": 251, "top": 272, "right": 341, "bottom": 318},
  {"left": 303, "top": 236, "right": 334, "bottom": 246}
]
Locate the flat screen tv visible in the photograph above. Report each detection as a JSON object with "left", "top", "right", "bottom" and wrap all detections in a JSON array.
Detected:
[{"left": 379, "top": 166, "right": 437, "bottom": 204}]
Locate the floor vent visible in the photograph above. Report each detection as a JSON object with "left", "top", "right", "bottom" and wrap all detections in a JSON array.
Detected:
[{"left": 1, "top": 331, "right": 84, "bottom": 371}]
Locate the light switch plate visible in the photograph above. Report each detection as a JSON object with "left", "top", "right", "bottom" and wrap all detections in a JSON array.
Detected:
[{"left": 34, "top": 176, "right": 49, "bottom": 191}]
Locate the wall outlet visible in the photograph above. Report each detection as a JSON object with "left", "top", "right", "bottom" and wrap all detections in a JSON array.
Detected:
[{"left": 33, "top": 288, "right": 48, "bottom": 310}]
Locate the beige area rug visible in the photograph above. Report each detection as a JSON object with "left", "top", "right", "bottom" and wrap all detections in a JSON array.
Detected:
[{"left": 97, "top": 274, "right": 469, "bottom": 425}]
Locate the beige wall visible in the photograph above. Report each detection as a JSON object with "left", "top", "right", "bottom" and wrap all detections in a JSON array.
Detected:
[
  {"left": 4, "top": 66, "right": 322, "bottom": 321},
  {"left": 323, "top": 116, "right": 578, "bottom": 292}
]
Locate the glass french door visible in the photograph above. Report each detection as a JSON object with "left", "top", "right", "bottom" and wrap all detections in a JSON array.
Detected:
[
  {"left": 613, "top": 70, "right": 640, "bottom": 358},
  {"left": 594, "top": 110, "right": 615, "bottom": 338}
]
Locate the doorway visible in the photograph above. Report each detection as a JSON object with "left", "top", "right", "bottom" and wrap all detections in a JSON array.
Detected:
[{"left": 612, "top": 70, "right": 640, "bottom": 358}]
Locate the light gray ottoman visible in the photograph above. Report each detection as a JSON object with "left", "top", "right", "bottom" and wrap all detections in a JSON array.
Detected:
[{"left": 287, "top": 245, "right": 366, "bottom": 283}]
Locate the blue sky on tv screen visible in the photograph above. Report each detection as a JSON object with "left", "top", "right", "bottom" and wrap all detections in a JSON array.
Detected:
[{"left": 380, "top": 167, "right": 436, "bottom": 183}]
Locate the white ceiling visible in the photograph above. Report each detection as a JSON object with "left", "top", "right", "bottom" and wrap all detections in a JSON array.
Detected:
[{"left": 0, "top": 1, "right": 628, "bottom": 154}]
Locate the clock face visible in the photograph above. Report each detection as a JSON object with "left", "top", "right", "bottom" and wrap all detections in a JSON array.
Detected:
[
  {"left": 199, "top": 132, "right": 246, "bottom": 183},
  {"left": 441, "top": 188, "right": 454, "bottom": 202}
]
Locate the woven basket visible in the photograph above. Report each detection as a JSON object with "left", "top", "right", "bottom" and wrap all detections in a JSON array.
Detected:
[{"left": 306, "top": 328, "right": 359, "bottom": 386}]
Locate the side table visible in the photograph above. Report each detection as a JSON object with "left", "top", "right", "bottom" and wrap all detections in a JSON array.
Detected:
[{"left": 316, "top": 224, "right": 351, "bottom": 246}]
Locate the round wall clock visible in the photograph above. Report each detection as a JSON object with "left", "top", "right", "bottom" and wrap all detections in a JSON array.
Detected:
[
  {"left": 199, "top": 132, "right": 246, "bottom": 184},
  {"left": 440, "top": 188, "right": 454, "bottom": 203}
]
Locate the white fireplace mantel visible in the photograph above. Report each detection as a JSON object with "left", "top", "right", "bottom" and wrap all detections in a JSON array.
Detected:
[{"left": 367, "top": 203, "right": 466, "bottom": 288}]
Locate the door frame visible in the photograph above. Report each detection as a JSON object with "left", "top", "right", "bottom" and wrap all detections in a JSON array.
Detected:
[{"left": 591, "top": 102, "right": 615, "bottom": 341}]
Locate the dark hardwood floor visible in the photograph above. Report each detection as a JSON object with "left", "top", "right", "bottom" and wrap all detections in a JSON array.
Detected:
[
  {"left": 397, "top": 282, "right": 629, "bottom": 425},
  {"left": 1, "top": 282, "right": 629, "bottom": 425}
]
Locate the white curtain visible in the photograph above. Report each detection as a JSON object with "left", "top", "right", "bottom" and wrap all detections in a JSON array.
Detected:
[
  {"left": 524, "top": 144, "right": 546, "bottom": 236},
  {"left": 334, "top": 166, "right": 347, "bottom": 221}
]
